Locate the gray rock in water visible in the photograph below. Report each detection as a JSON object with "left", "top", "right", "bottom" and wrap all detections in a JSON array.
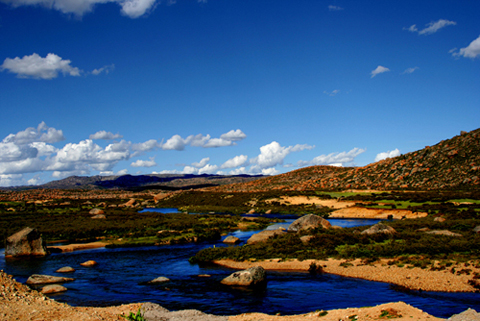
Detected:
[
  {"left": 220, "top": 266, "right": 266, "bottom": 287},
  {"left": 361, "top": 223, "right": 396, "bottom": 236},
  {"left": 26, "top": 274, "right": 75, "bottom": 285},
  {"left": 141, "top": 302, "right": 228, "bottom": 321},
  {"left": 5, "top": 227, "right": 48, "bottom": 257},
  {"left": 246, "top": 229, "right": 286, "bottom": 244},
  {"left": 448, "top": 308, "right": 480, "bottom": 321},
  {"left": 41, "top": 284, "right": 67, "bottom": 294},
  {"left": 223, "top": 236, "right": 241, "bottom": 244},
  {"left": 56, "top": 266, "right": 75, "bottom": 273},
  {"left": 288, "top": 214, "right": 331, "bottom": 232},
  {"left": 147, "top": 277, "right": 170, "bottom": 284}
]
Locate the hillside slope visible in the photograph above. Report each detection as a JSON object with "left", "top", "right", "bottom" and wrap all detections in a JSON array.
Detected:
[{"left": 209, "top": 128, "right": 480, "bottom": 192}]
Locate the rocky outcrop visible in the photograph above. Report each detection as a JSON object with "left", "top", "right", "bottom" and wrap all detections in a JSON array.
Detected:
[
  {"left": 223, "top": 236, "right": 241, "bottom": 244},
  {"left": 147, "top": 277, "right": 170, "bottom": 284},
  {"left": 425, "top": 230, "right": 463, "bottom": 237},
  {"left": 361, "top": 223, "right": 397, "bottom": 236},
  {"left": 41, "top": 284, "right": 67, "bottom": 294},
  {"left": 26, "top": 274, "right": 75, "bottom": 285},
  {"left": 5, "top": 227, "right": 48, "bottom": 257},
  {"left": 288, "top": 214, "right": 331, "bottom": 232},
  {"left": 220, "top": 266, "right": 266, "bottom": 287},
  {"left": 448, "top": 308, "right": 480, "bottom": 321},
  {"left": 246, "top": 229, "right": 286, "bottom": 244},
  {"left": 89, "top": 208, "right": 104, "bottom": 215},
  {"left": 141, "top": 302, "right": 228, "bottom": 321}
]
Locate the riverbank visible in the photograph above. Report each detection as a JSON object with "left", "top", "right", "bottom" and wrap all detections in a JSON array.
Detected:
[
  {"left": 0, "top": 270, "right": 447, "bottom": 320},
  {"left": 48, "top": 241, "right": 109, "bottom": 252},
  {"left": 213, "top": 258, "right": 480, "bottom": 292}
]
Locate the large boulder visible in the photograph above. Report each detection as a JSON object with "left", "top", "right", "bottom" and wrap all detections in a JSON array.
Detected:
[
  {"left": 473, "top": 226, "right": 480, "bottom": 233},
  {"left": 361, "top": 223, "right": 396, "bottom": 236},
  {"left": 247, "top": 229, "right": 286, "bottom": 244},
  {"left": 5, "top": 227, "right": 48, "bottom": 257},
  {"left": 89, "top": 208, "right": 104, "bottom": 215},
  {"left": 221, "top": 266, "right": 266, "bottom": 287},
  {"left": 288, "top": 214, "right": 331, "bottom": 232},
  {"left": 448, "top": 308, "right": 480, "bottom": 321},
  {"left": 26, "top": 274, "right": 75, "bottom": 285}
]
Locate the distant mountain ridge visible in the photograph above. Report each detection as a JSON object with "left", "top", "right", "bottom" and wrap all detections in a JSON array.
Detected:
[
  {"left": 208, "top": 128, "right": 480, "bottom": 192},
  {"left": 8, "top": 174, "right": 265, "bottom": 191}
]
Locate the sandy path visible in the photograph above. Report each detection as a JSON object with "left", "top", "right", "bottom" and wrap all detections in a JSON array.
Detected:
[{"left": 214, "top": 258, "right": 480, "bottom": 292}]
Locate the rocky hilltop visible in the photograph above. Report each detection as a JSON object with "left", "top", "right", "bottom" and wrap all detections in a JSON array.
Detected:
[{"left": 209, "top": 128, "right": 480, "bottom": 192}]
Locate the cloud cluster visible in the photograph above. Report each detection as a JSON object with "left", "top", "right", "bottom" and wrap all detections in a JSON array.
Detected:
[
  {"left": 0, "top": 123, "right": 250, "bottom": 185},
  {"left": 0, "top": 0, "right": 159, "bottom": 18},
  {"left": 375, "top": 148, "right": 400, "bottom": 162},
  {"left": 298, "top": 148, "right": 366, "bottom": 167},
  {"left": 404, "top": 19, "right": 456, "bottom": 35}
]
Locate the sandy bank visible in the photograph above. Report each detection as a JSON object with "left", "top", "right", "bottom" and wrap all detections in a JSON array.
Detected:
[
  {"left": 329, "top": 207, "right": 428, "bottom": 219},
  {"left": 48, "top": 241, "right": 108, "bottom": 252},
  {"left": 267, "top": 196, "right": 357, "bottom": 209},
  {"left": 214, "top": 258, "right": 479, "bottom": 292}
]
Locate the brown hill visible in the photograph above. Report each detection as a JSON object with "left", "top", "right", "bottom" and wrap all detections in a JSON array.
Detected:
[{"left": 208, "top": 128, "right": 480, "bottom": 192}]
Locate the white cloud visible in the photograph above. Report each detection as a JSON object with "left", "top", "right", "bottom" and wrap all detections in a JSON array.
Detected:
[
  {"left": 131, "top": 157, "right": 156, "bottom": 167},
  {"left": 328, "top": 5, "right": 343, "bottom": 11},
  {"left": 298, "top": 147, "right": 366, "bottom": 167},
  {"left": 91, "top": 64, "right": 115, "bottom": 75},
  {"left": 161, "top": 129, "right": 247, "bottom": 150},
  {"left": 89, "top": 130, "right": 123, "bottom": 140},
  {"left": 1, "top": 53, "right": 81, "bottom": 79},
  {"left": 375, "top": 148, "right": 400, "bottom": 162},
  {"left": 0, "top": 174, "right": 25, "bottom": 187},
  {"left": 250, "top": 141, "right": 314, "bottom": 169},
  {"left": 323, "top": 89, "right": 340, "bottom": 96},
  {"left": 452, "top": 35, "right": 480, "bottom": 59},
  {"left": 221, "top": 155, "right": 248, "bottom": 169},
  {"left": 120, "top": 0, "right": 157, "bottom": 18},
  {"left": 191, "top": 157, "right": 210, "bottom": 168},
  {"left": 220, "top": 129, "right": 247, "bottom": 142},
  {"left": 0, "top": 0, "right": 159, "bottom": 18},
  {"left": 402, "top": 67, "right": 419, "bottom": 74},
  {"left": 404, "top": 19, "right": 456, "bottom": 35},
  {"left": 3, "top": 121, "right": 65, "bottom": 145},
  {"left": 370, "top": 65, "right": 390, "bottom": 78},
  {"left": 132, "top": 139, "right": 160, "bottom": 152},
  {"left": 162, "top": 134, "right": 186, "bottom": 150}
]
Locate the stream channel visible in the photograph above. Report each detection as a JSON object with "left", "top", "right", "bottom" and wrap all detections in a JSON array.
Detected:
[{"left": 1, "top": 209, "right": 479, "bottom": 318}]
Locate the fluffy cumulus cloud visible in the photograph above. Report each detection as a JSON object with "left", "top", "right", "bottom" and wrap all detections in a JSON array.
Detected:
[
  {"left": 452, "top": 35, "right": 480, "bottom": 59},
  {"left": 89, "top": 130, "right": 123, "bottom": 140},
  {"left": 131, "top": 157, "right": 156, "bottom": 168},
  {"left": 298, "top": 148, "right": 366, "bottom": 167},
  {"left": 375, "top": 148, "right": 401, "bottom": 162},
  {"left": 404, "top": 19, "right": 456, "bottom": 35},
  {"left": 250, "top": 142, "right": 314, "bottom": 172},
  {"left": 0, "top": 0, "right": 159, "bottom": 18},
  {"left": 370, "top": 65, "right": 390, "bottom": 78},
  {"left": 221, "top": 155, "right": 248, "bottom": 169},
  {"left": 1, "top": 53, "right": 81, "bottom": 79},
  {"left": 160, "top": 129, "right": 246, "bottom": 150}
]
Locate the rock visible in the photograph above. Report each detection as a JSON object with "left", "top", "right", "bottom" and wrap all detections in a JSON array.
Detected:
[
  {"left": 124, "top": 199, "right": 136, "bottom": 207},
  {"left": 247, "top": 229, "right": 286, "bottom": 244},
  {"left": 361, "top": 223, "right": 397, "bottom": 236},
  {"left": 448, "top": 308, "right": 480, "bottom": 321},
  {"left": 434, "top": 216, "right": 446, "bottom": 222},
  {"left": 91, "top": 214, "right": 106, "bottom": 219},
  {"left": 473, "top": 226, "right": 480, "bottom": 233},
  {"left": 89, "top": 208, "right": 104, "bottom": 215},
  {"left": 288, "top": 214, "right": 331, "bottom": 232},
  {"left": 265, "top": 209, "right": 272, "bottom": 214},
  {"left": 56, "top": 266, "right": 75, "bottom": 273},
  {"left": 425, "top": 230, "right": 463, "bottom": 237},
  {"left": 41, "top": 284, "right": 67, "bottom": 294},
  {"left": 247, "top": 209, "right": 256, "bottom": 214},
  {"left": 223, "top": 236, "right": 241, "bottom": 244},
  {"left": 147, "top": 276, "right": 170, "bottom": 284},
  {"left": 80, "top": 260, "right": 98, "bottom": 267},
  {"left": 300, "top": 235, "right": 315, "bottom": 243},
  {"left": 26, "top": 274, "right": 75, "bottom": 285},
  {"left": 220, "top": 266, "right": 266, "bottom": 287},
  {"left": 5, "top": 227, "right": 48, "bottom": 257}
]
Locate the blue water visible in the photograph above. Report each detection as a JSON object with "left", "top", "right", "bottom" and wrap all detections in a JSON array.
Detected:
[{"left": 1, "top": 215, "right": 479, "bottom": 318}]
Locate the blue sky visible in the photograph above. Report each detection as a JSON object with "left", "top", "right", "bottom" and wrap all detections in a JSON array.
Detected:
[{"left": 0, "top": 0, "right": 479, "bottom": 186}]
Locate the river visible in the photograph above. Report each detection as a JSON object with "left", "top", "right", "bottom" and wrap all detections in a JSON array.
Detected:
[{"left": 1, "top": 211, "right": 479, "bottom": 318}]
